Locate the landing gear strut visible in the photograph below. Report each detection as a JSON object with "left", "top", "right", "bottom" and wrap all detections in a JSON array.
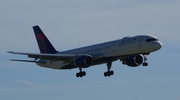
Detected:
[
  {"left": 104, "top": 62, "right": 114, "bottom": 77},
  {"left": 142, "top": 54, "right": 148, "bottom": 66},
  {"left": 76, "top": 68, "right": 86, "bottom": 78}
]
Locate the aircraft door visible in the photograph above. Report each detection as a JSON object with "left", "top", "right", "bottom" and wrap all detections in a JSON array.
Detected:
[
  {"left": 138, "top": 38, "right": 142, "bottom": 47},
  {"left": 112, "top": 41, "right": 117, "bottom": 55}
]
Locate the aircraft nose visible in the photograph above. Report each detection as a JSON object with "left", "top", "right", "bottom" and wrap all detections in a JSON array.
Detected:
[{"left": 154, "top": 41, "right": 162, "bottom": 50}]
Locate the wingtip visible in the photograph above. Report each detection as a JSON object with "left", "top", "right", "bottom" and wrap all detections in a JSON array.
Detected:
[{"left": 7, "top": 51, "right": 13, "bottom": 53}]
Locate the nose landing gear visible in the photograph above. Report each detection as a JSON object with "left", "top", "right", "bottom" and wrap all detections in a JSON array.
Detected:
[{"left": 142, "top": 54, "right": 148, "bottom": 66}]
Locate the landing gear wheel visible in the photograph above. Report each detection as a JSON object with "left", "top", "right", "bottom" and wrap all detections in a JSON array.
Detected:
[
  {"left": 110, "top": 70, "right": 114, "bottom": 75},
  {"left": 79, "top": 73, "right": 83, "bottom": 77},
  {"left": 82, "top": 71, "right": 86, "bottom": 76},
  {"left": 142, "top": 54, "right": 149, "bottom": 67},
  {"left": 107, "top": 71, "right": 111, "bottom": 77},
  {"left": 104, "top": 62, "right": 114, "bottom": 77},
  {"left": 104, "top": 72, "right": 108, "bottom": 77},
  {"left": 76, "top": 68, "right": 86, "bottom": 78},
  {"left": 143, "top": 62, "right": 148, "bottom": 66},
  {"left": 76, "top": 73, "right": 80, "bottom": 77},
  {"left": 104, "top": 70, "right": 114, "bottom": 77}
]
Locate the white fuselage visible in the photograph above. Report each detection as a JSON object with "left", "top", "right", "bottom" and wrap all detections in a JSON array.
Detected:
[{"left": 37, "top": 35, "right": 162, "bottom": 69}]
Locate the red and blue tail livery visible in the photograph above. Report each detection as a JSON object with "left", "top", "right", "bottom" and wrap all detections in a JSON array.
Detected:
[{"left": 33, "top": 26, "right": 57, "bottom": 54}]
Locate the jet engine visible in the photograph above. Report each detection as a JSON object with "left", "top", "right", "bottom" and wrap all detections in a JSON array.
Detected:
[
  {"left": 74, "top": 55, "right": 94, "bottom": 68},
  {"left": 122, "top": 55, "right": 143, "bottom": 67}
]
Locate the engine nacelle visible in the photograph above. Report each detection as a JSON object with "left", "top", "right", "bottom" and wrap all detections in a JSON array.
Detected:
[
  {"left": 123, "top": 55, "right": 143, "bottom": 67},
  {"left": 74, "top": 55, "right": 93, "bottom": 68}
]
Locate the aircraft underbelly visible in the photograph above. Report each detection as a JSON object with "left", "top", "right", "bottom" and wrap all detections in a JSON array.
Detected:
[{"left": 36, "top": 60, "right": 70, "bottom": 69}]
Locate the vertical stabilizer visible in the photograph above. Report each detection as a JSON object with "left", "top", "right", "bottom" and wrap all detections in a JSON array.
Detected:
[{"left": 33, "top": 25, "right": 57, "bottom": 54}]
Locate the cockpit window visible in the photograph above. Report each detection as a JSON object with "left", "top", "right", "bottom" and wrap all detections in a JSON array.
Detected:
[{"left": 146, "top": 38, "right": 158, "bottom": 42}]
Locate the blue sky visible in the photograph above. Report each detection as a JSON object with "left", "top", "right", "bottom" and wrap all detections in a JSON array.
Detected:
[{"left": 0, "top": 0, "right": 180, "bottom": 100}]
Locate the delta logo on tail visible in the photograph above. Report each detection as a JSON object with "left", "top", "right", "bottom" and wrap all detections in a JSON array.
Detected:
[{"left": 33, "top": 26, "right": 57, "bottom": 54}]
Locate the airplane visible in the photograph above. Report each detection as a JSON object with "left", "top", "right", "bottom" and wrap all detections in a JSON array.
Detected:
[{"left": 8, "top": 25, "right": 162, "bottom": 78}]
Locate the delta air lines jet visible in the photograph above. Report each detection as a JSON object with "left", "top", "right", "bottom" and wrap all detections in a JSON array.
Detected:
[{"left": 8, "top": 25, "right": 162, "bottom": 78}]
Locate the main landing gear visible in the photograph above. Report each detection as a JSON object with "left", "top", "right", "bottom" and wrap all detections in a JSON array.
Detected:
[
  {"left": 104, "top": 62, "right": 114, "bottom": 77},
  {"left": 76, "top": 68, "right": 86, "bottom": 78},
  {"left": 142, "top": 54, "right": 148, "bottom": 66}
]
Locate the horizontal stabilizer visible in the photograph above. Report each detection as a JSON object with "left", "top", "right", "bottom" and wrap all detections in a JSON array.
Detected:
[
  {"left": 10, "top": 59, "right": 36, "bottom": 62},
  {"left": 10, "top": 59, "right": 46, "bottom": 64}
]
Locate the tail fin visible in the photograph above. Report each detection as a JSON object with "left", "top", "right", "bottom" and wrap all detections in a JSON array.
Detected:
[{"left": 33, "top": 25, "right": 57, "bottom": 54}]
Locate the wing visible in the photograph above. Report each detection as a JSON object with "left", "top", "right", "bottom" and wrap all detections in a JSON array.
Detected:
[{"left": 7, "top": 51, "right": 103, "bottom": 63}]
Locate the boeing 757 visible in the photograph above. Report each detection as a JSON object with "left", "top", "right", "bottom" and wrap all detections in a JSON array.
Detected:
[{"left": 8, "top": 25, "right": 162, "bottom": 78}]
